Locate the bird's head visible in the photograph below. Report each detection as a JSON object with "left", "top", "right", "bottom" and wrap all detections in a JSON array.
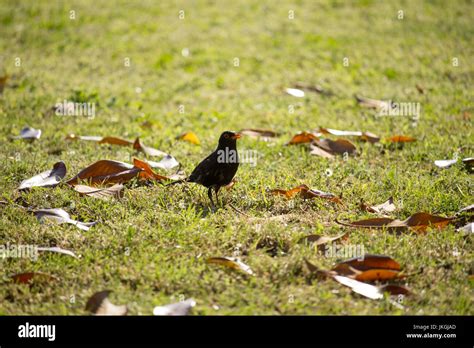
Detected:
[{"left": 218, "top": 131, "right": 241, "bottom": 148}]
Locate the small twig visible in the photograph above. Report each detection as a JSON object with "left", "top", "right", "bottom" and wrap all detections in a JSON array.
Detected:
[{"left": 228, "top": 203, "right": 250, "bottom": 217}]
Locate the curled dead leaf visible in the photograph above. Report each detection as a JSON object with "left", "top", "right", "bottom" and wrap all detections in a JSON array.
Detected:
[
  {"left": 73, "top": 184, "right": 124, "bottom": 200},
  {"left": 133, "top": 137, "right": 168, "bottom": 157},
  {"left": 287, "top": 131, "right": 319, "bottom": 145},
  {"left": 13, "top": 126, "right": 42, "bottom": 140},
  {"left": 336, "top": 212, "right": 453, "bottom": 232},
  {"left": 11, "top": 272, "right": 59, "bottom": 284},
  {"left": 85, "top": 290, "right": 128, "bottom": 315},
  {"left": 270, "top": 184, "right": 342, "bottom": 204},
  {"left": 319, "top": 127, "right": 380, "bottom": 143},
  {"left": 206, "top": 257, "right": 254, "bottom": 275},
  {"left": 387, "top": 135, "right": 416, "bottom": 143},
  {"left": 66, "top": 160, "right": 143, "bottom": 186},
  {"left": 19, "top": 161, "right": 66, "bottom": 190},
  {"left": 153, "top": 299, "right": 196, "bottom": 316},
  {"left": 312, "top": 138, "right": 357, "bottom": 155},
  {"left": 33, "top": 208, "right": 97, "bottom": 231},
  {"left": 239, "top": 128, "right": 279, "bottom": 138}
]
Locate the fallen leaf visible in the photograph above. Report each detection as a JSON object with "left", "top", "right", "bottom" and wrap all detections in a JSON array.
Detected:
[
  {"left": 312, "top": 138, "right": 357, "bottom": 155},
  {"left": 153, "top": 299, "right": 196, "bottom": 316},
  {"left": 309, "top": 143, "right": 334, "bottom": 158},
  {"left": 355, "top": 95, "right": 391, "bottom": 110},
  {"left": 387, "top": 135, "right": 416, "bottom": 143},
  {"left": 0, "top": 74, "right": 9, "bottom": 93},
  {"left": 73, "top": 184, "right": 124, "bottom": 200},
  {"left": 287, "top": 131, "right": 319, "bottom": 145},
  {"left": 133, "top": 137, "right": 168, "bottom": 157},
  {"left": 336, "top": 254, "right": 401, "bottom": 272},
  {"left": 239, "top": 128, "right": 279, "bottom": 138},
  {"left": 177, "top": 131, "right": 200, "bottom": 145},
  {"left": 434, "top": 159, "right": 458, "bottom": 168},
  {"left": 333, "top": 275, "right": 384, "bottom": 299},
  {"left": 319, "top": 127, "right": 380, "bottom": 143},
  {"left": 285, "top": 88, "right": 305, "bottom": 98},
  {"left": 37, "top": 246, "right": 78, "bottom": 258},
  {"left": 360, "top": 197, "right": 396, "bottom": 215},
  {"left": 456, "top": 204, "right": 474, "bottom": 215},
  {"left": 300, "top": 232, "right": 348, "bottom": 249},
  {"left": 336, "top": 212, "right": 453, "bottom": 232},
  {"left": 379, "top": 284, "right": 411, "bottom": 296},
  {"left": 66, "top": 160, "right": 143, "bottom": 186},
  {"left": 33, "top": 208, "right": 97, "bottom": 231},
  {"left": 13, "top": 126, "right": 42, "bottom": 140},
  {"left": 206, "top": 257, "right": 254, "bottom": 275},
  {"left": 85, "top": 290, "right": 128, "bottom": 315},
  {"left": 65, "top": 134, "right": 103, "bottom": 142},
  {"left": 132, "top": 158, "right": 170, "bottom": 181},
  {"left": 98, "top": 136, "right": 133, "bottom": 146},
  {"left": 145, "top": 155, "right": 179, "bottom": 170},
  {"left": 11, "top": 272, "right": 59, "bottom": 284},
  {"left": 457, "top": 223, "right": 473, "bottom": 234},
  {"left": 270, "top": 184, "right": 342, "bottom": 204},
  {"left": 19, "top": 161, "right": 67, "bottom": 190},
  {"left": 293, "top": 82, "right": 328, "bottom": 95},
  {"left": 354, "top": 269, "right": 403, "bottom": 282}
]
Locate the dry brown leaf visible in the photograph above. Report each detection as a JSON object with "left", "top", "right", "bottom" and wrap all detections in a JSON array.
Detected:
[
  {"left": 287, "top": 132, "right": 319, "bottom": 145},
  {"left": 240, "top": 128, "right": 279, "bottom": 138},
  {"left": 206, "top": 257, "right": 254, "bottom": 275},
  {"left": 319, "top": 127, "right": 380, "bottom": 143},
  {"left": 133, "top": 137, "right": 168, "bottom": 157},
  {"left": 85, "top": 290, "right": 128, "bottom": 315},
  {"left": 354, "top": 269, "right": 403, "bottom": 282},
  {"left": 73, "top": 184, "right": 124, "bottom": 200},
  {"left": 98, "top": 136, "right": 133, "bottom": 146},
  {"left": 300, "top": 232, "right": 348, "bottom": 247},
  {"left": 336, "top": 212, "right": 453, "bottom": 232},
  {"left": 309, "top": 144, "right": 334, "bottom": 158},
  {"left": 0, "top": 74, "right": 9, "bottom": 93},
  {"left": 153, "top": 299, "right": 196, "bottom": 316},
  {"left": 177, "top": 131, "right": 200, "bottom": 145},
  {"left": 355, "top": 95, "right": 391, "bottom": 110},
  {"left": 270, "top": 184, "right": 342, "bottom": 204},
  {"left": 387, "top": 135, "right": 416, "bottom": 143},
  {"left": 360, "top": 197, "right": 396, "bottom": 215},
  {"left": 66, "top": 160, "right": 143, "bottom": 186},
  {"left": 336, "top": 254, "right": 401, "bottom": 272},
  {"left": 132, "top": 158, "right": 170, "bottom": 181},
  {"left": 300, "top": 232, "right": 348, "bottom": 252},
  {"left": 312, "top": 138, "right": 357, "bottom": 155},
  {"left": 19, "top": 161, "right": 67, "bottom": 190},
  {"left": 11, "top": 272, "right": 59, "bottom": 284}
]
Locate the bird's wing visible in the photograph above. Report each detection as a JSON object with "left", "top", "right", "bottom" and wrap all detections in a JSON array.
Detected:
[{"left": 187, "top": 151, "right": 218, "bottom": 184}]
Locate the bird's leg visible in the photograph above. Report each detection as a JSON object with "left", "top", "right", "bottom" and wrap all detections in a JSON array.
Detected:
[
  {"left": 214, "top": 186, "right": 221, "bottom": 206},
  {"left": 207, "top": 187, "right": 215, "bottom": 207}
]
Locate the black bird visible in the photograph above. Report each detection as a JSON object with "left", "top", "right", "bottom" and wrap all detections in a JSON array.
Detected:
[{"left": 170, "top": 131, "right": 241, "bottom": 205}]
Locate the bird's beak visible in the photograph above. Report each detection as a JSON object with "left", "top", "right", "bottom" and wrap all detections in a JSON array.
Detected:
[{"left": 231, "top": 133, "right": 242, "bottom": 139}]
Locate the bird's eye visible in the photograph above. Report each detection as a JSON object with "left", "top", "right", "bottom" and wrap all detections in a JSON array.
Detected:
[{"left": 224, "top": 134, "right": 229, "bottom": 138}]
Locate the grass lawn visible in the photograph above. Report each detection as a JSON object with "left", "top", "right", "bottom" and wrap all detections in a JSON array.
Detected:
[{"left": 0, "top": 0, "right": 472, "bottom": 315}]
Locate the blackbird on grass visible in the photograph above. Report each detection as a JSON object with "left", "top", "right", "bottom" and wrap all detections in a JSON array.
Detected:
[{"left": 170, "top": 131, "right": 241, "bottom": 206}]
